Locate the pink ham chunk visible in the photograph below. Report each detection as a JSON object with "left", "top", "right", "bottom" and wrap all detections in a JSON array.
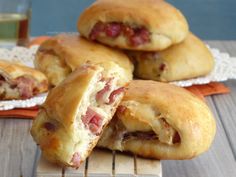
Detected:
[
  {"left": 117, "top": 105, "right": 126, "bottom": 114},
  {"left": 89, "top": 22, "right": 106, "bottom": 40},
  {"left": 129, "top": 28, "right": 150, "bottom": 46},
  {"left": 0, "top": 75, "right": 39, "bottom": 100},
  {"left": 15, "top": 76, "right": 36, "bottom": 99},
  {"left": 89, "top": 22, "right": 150, "bottom": 47},
  {"left": 43, "top": 122, "right": 56, "bottom": 132},
  {"left": 70, "top": 152, "right": 81, "bottom": 167},
  {"left": 96, "top": 79, "right": 124, "bottom": 104},
  {"left": 96, "top": 79, "right": 112, "bottom": 104},
  {"left": 105, "top": 22, "right": 122, "bottom": 37},
  {"left": 108, "top": 87, "right": 125, "bottom": 104},
  {"left": 82, "top": 107, "right": 103, "bottom": 135}
]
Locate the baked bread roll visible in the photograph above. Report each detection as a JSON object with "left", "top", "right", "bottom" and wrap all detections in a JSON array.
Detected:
[
  {"left": 0, "top": 60, "right": 48, "bottom": 100},
  {"left": 78, "top": 0, "right": 189, "bottom": 51},
  {"left": 98, "top": 80, "right": 216, "bottom": 159},
  {"left": 35, "top": 34, "right": 133, "bottom": 87},
  {"left": 31, "top": 63, "right": 126, "bottom": 168},
  {"left": 130, "top": 33, "right": 214, "bottom": 82}
]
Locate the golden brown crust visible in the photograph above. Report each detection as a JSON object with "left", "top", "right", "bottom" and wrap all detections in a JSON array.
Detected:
[
  {"left": 43, "top": 65, "right": 101, "bottom": 128},
  {"left": 31, "top": 65, "right": 103, "bottom": 167},
  {"left": 31, "top": 63, "right": 126, "bottom": 167},
  {"left": 98, "top": 80, "right": 216, "bottom": 159},
  {"left": 78, "top": 0, "right": 189, "bottom": 51},
  {"left": 0, "top": 60, "right": 47, "bottom": 82},
  {"left": 35, "top": 34, "right": 133, "bottom": 86},
  {"left": 131, "top": 33, "right": 215, "bottom": 81}
]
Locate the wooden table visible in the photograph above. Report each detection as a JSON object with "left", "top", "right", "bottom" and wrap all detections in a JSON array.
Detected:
[{"left": 0, "top": 41, "right": 236, "bottom": 177}]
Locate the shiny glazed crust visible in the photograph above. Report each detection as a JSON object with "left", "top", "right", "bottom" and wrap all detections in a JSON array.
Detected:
[
  {"left": 131, "top": 33, "right": 215, "bottom": 81},
  {"left": 35, "top": 34, "right": 133, "bottom": 86},
  {"left": 98, "top": 80, "right": 216, "bottom": 159},
  {"left": 78, "top": 0, "right": 189, "bottom": 51},
  {"left": 31, "top": 64, "right": 126, "bottom": 167}
]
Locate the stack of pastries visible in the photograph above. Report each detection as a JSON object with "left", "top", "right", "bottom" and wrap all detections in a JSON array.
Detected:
[{"left": 31, "top": 0, "right": 216, "bottom": 168}]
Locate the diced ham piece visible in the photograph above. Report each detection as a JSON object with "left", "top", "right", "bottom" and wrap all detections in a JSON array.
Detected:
[
  {"left": 105, "top": 22, "right": 122, "bottom": 37},
  {"left": 89, "top": 22, "right": 106, "bottom": 40},
  {"left": 43, "top": 122, "right": 56, "bottom": 132},
  {"left": 96, "top": 79, "right": 112, "bottom": 103},
  {"left": 173, "top": 132, "right": 181, "bottom": 144},
  {"left": 0, "top": 75, "right": 41, "bottom": 100},
  {"left": 159, "top": 63, "right": 166, "bottom": 71},
  {"left": 15, "top": 76, "right": 36, "bottom": 99},
  {"left": 108, "top": 87, "right": 124, "bottom": 104},
  {"left": 129, "top": 28, "right": 150, "bottom": 46},
  {"left": 117, "top": 105, "right": 126, "bottom": 114},
  {"left": 70, "top": 152, "right": 81, "bottom": 167},
  {"left": 89, "top": 22, "right": 150, "bottom": 46},
  {"left": 96, "top": 78, "right": 124, "bottom": 104},
  {"left": 82, "top": 107, "right": 103, "bottom": 135}
]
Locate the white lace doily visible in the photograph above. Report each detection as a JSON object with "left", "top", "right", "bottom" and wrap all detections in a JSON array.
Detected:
[
  {"left": 171, "top": 46, "right": 236, "bottom": 87},
  {"left": 0, "top": 45, "right": 235, "bottom": 110}
]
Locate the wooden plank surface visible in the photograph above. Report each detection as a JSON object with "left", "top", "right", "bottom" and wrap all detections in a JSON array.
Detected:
[
  {"left": 86, "top": 149, "right": 113, "bottom": 176},
  {"left": 36, "top": 150, "right": 62, "bottom": 177},
  {"left": 136, "top": 156, "right": 162, "bottom": 177},
  {"left": 114, "top": 151, "right": 135, "bottom": 176},
  {"left": 36, "top": 149, "right": 161, "bottom": 177},
  {"left": 0, "top": 119, "right": 37, "bottom": 177},
  {"left": 207, "top": 41, "right": 236, "bottom": 159}
]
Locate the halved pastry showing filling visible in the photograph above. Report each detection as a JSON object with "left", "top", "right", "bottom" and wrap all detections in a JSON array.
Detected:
[
  {"left": 98, "top": 80, "right": 216, "bottom": 159},
  {"left": 78, "top": 0, "right": 189, "bottom": 51},
  {"left": 35, "top": 34, "right": 133, "bottom": 87},
  {"left": 0, "top": 60, "right": 48, "bottom": 100},
  {"left": 31, "top": 63, "right": 126, "bottom": 168}
]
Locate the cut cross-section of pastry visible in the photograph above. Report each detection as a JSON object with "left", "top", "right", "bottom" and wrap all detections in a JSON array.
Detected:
[
  {"left": 31, "top": 63, "right": 126, "bottom": 168},
  {"left": 0, "top": 60, "right": 48, "bottom": 100},
  {"left": 78, "top": 0, "right": 189, "bottom": 51},
  {"left": 98, "top": 80, "right": 216, "bottom": 159},
  {"left": 35, "top": 34, "right": 133, "bottom": 87},
  {"left": 129, "top": 33, "right": 215, "bottom": 82}
]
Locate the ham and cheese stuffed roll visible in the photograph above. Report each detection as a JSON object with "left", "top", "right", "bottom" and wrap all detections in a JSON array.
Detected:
[
  {"left": 31, "top": 62, "right": 127, "bottom": 168},
  {"left": 78, "top": 0, "right": 189, "bottom": 51},
  {"left": 35, "top": 34, "right": 133, "bottom": 87},
  {"left": 0, "top": 60, "right": 48, "bottom": 100},
  {"left": 129, "top": 33, "right": 214, "bottom": 82},
  {"left": 98, "top": 80, "right": 216, "bottom": 159}
]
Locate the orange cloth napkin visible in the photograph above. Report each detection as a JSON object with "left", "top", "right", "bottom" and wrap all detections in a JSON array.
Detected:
[
  {"left": 0, "top": 106, "right": 39, "bottom": 119},
  {"left": 185, "top": 82, "right": 230, "bottom": 101}
]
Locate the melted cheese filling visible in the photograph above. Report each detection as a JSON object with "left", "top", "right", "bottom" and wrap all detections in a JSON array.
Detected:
[{"left": 118, "top": 101, "right": 180, "bottom": 145}]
